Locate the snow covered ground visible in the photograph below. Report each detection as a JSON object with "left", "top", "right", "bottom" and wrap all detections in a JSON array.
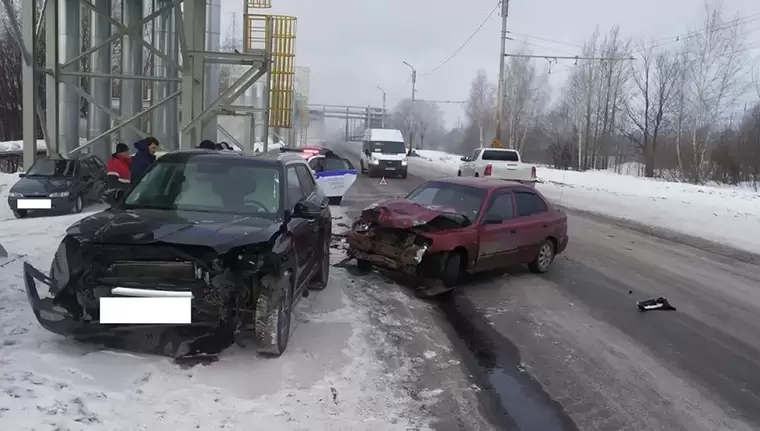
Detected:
[
  {"left": 0, "top": 139, "right": 48, "bottom": 153},
  {"left": 410, "top": 149, "right": 760, "bottom": 255},
  {"left": 0, "top": 202, "right": 439, "bottom": 429}
]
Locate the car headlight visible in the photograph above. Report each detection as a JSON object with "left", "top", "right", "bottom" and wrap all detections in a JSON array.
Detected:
[
  {"left": 49, "top": 191, "right": 70, "bottom": 198},
  {"left": 370, "top": 158, "right": 379, "bottom": 164},
  {"left": 8, "top": 192, "right": 23, "bottom": 198},
  {"left": 401, "top": 159, "right": 408, "bottom": 165}
]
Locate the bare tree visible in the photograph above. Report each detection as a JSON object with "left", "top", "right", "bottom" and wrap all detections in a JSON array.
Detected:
[
  {"left": 683, "top": 0, "right": 749, "bottom": 182},
  {"left": 415, "top": 101, "right": 444, "bottom": 149},
  {"left": 503, "top": 46, "right": 549, "bottom": 152},
  {"left": 625, "top": 42, "right": 681, "bottom": 177},
  {"left": 464, "top": 69, "right": 495, "bottom": 150}
]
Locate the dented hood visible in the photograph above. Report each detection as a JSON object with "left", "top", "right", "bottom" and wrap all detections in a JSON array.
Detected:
[
  {"left": 64, "top": 208, "right": 281, "bottom": 253},
  {"left": 361, "top": 198, "right": 469, "bottom": 229}
]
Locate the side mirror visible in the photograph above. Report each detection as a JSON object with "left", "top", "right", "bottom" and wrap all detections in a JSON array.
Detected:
[
  {"left": 293, "top": 200, "right": 320, "bottom": 219},
  {"left": 460, "top": 156, "right": 468, "bottom": 162},
  {"left": 103, "top": 188, "right": 125, "bottom": 205},
  {"left": 482, "top": 213, "right": 502, "bottom": 225},
  {"left": 18, "top": 173, "right": 25, "bottom": 177}
]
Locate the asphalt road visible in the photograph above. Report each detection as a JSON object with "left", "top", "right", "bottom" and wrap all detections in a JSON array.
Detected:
[{"left": 331, "top": 141, "right": 760, "bottom": 431}]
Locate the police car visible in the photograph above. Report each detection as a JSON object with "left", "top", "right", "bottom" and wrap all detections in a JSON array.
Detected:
[{"left": 280, "top": 146, "right": 357, "bottom": 205}]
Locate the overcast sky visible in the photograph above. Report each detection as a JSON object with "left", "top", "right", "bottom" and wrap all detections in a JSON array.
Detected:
[{"left": 221, "top": 0, "right": 760, "bottom": 127}]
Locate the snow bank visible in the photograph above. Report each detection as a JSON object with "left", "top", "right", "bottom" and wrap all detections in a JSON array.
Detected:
[
  {"left": 408, "top": 149, "right": 760, "bottom": 255},
  {"left": 0, "top": 139, "right": 47, "bottom": 153}
]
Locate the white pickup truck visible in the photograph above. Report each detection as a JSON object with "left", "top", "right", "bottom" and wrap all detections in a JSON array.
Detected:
[{"left": 457, "top": 148, "right": 538, "bottom": 185}]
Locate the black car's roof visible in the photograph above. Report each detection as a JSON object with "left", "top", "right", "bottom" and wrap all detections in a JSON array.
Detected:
[{"left": 158, "top": 149, "right": 306, "bottom": 165}]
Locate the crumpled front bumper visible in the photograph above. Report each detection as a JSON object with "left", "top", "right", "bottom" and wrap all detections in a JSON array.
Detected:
[
  {"left": 347, "top": 228, "right": 431, "bottom": 275},
  {"left": 23, "top": 261, "right": 99, "bottom": 337},
  {"left": 22, "top": 262, "right": 214, "bottom": 338}
]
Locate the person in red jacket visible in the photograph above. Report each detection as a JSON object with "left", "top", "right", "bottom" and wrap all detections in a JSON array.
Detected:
[{"left": 106, "top": 143, "right": 132, "bottom": 189}]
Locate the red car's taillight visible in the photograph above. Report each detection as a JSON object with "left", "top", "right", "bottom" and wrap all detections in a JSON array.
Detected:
[
  {"left": 484, "top": 164, "right": 492, "bottom": 176},
  {"left": 531, "top": 166, "right": 536, "bottom": 178}
]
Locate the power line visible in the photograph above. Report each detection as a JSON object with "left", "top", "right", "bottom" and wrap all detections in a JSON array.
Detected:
[
  {"left": 650, "top": 13, "right": 760, "bottom": 49},
  {"left": 506, "top": 31, "right": 584, "bottom": 49},
  {"left": 420, "top": 0, "right": 501, "bottom": 77}
]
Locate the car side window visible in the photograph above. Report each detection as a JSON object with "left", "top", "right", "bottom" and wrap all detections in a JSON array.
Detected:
[
  {"left": 286, "top": 167, "right": 302, "bottom": 208},
  {"left": 514, "top": 191, "right": 548, "bottom": 217},
  {"left": 295, "top": 165, "right": 316, "bottom": 196},
  {"left": 308, "top": 157, "right": 325, "bottom": 173},
  {"left": 485, "top": 192, "right": 514, "bottom": 220},
  {"left": 78, "top": 161, "right": 91, "bottom": 177},
  {"left": 471, "top": 149, "right": 481, "bottom": 160}
]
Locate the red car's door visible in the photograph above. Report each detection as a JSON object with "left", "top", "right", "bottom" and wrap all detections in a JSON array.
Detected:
[
  {"left": 511, "top": 189, "right": 553, "bottom": 262},
  {"left": 475, "top": 190, "right": 520, "bottom": 271}
]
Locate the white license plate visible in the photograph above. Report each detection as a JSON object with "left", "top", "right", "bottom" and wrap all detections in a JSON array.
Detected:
[
  {"left": 17, "top": 199, "right": 52, "bottom": 209},
  {"left": 99, "top": 297, "right": 191, "bottom": 324},
  {"left": 385, "top": 167, "right": 396, "bottom": 170}
]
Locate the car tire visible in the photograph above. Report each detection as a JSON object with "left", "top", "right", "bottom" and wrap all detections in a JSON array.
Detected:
[
  {"left": 401, "top": 172, "right": 407, "bottom": 179},
  {"left": 356, "top": 259, "right": 372, "bottom": 273},
  {"left": 309, "top": 238, "right": 330, "bottom": 291},
  {"left": 457, "top": 170, "right": 461, "bottom": 176},
  {"left": 71, "top": 194, "right": 83, "bottom": 214},
  {"left": 441, "top": 250, "right": 464, "bottom": 287},
  {"left": 528, "top": 239, "right": 555, "bottom": 273},
  {"left": 474, "top": 173, "right": 479, "bottom": 177},
  {"left": 256, "top": 272, "right": 293, "bottom": 357},
  {"left": 13, "top": 210, "right": 27, "bottom": 219},
  {"left": 360, "top": 161, "right": 365, "bottom": 174}
]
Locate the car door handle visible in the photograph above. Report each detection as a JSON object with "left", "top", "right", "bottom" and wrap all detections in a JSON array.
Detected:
[
  {"left": 510, "top": 229, "right": 517, "bottom": 234},
  {"left": 543, "top": 224, "right": 548, "bottom": 228}
]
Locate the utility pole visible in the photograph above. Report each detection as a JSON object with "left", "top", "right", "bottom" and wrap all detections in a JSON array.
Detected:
[
  {"left": 494, "top": 0, "right": 510, "bottom": 148},
  {"left": 403, "top": 61, "right": 416, "bottom": 154},
  {"left": 377, "top": 86, "right": 386, "bottom": 127}
]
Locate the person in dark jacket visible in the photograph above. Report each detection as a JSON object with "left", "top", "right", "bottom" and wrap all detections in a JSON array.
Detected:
[
  {"left": 198, "top": 140, "right": 216, "bottom": 150},
  {"left": 106, "top": 143, "right": 132, "bottom": 189},
  {"left": 130, "top": 137, "right": 159, "bottom": 180}
]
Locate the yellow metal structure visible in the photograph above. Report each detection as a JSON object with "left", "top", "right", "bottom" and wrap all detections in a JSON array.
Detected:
[
  {"left": 246, "top": 0, "right": 272, "bottom": 9},
  {"left": 267, "top": 15, "right": 297, "bottom": 128},
  {"left": 243, "top": 14, "right": 270, "bottom": 52},
  {"left": 491, "top": 138, "right": 502, "bottom": 148}
]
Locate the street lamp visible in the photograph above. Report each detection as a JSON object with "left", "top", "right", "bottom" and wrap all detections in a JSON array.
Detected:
[
  {"left": 402, "top": 61, "right": 416, "bottom": 154},
  {"left": 376, "top": 86, "right": 386, "bottom": 127}
]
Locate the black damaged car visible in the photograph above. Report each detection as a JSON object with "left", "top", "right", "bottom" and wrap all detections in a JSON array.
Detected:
[{"left": 23, "top": 149, "right": 332, "bottom": 357}]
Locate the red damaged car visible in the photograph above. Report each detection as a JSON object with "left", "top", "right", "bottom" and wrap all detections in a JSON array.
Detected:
[{"left": 346, "top": 177, "right": 568, "bottom": 296}]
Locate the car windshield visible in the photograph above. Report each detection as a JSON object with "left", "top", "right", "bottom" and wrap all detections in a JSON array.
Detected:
[
  {"left": 123, "top": 158, "right": 282, "bottom": 216},
  {"left": 25, "top": 159, "right": 78, "bottom": 177},
  {"left": 369, "top": 141, "right": 406, "bottom": 154},
  {"left": 405, "top": 181, "right": 486, "bottom": 223}
]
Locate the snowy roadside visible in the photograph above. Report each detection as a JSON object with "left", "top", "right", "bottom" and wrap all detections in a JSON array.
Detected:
[
  {"left": 409, "top": 149, "right": 760, "bottom": 255},
  {"left": 0, "top": 204, "right": 437, "bottom": 430}
]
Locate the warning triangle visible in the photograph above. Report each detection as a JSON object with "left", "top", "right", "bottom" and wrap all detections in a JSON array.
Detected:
[{"left": 378, "top": 177, "right": 388, "bottom": 185}]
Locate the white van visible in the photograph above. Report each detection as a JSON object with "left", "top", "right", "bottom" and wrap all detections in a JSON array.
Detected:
[{"left": 359, "top": 128, "right": 408, "bottom": 178}]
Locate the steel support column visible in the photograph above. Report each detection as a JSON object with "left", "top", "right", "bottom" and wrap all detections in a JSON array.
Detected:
[
  {"left": 164, "top": 5, "right": 179, "bottom": 148},
  {"left": 89, "top": 0, "right": 112, "bottom": 162},
  {"left": 152, "top": 0, "right": 168, "bottom": 145},
  {"left": 21, "top": 0, "right": 38, "bottom": 169},
  {"left": 121, "top": 0, "right": 144, "bottom": 146},
  {"left": 59, "top": 0, "right": 80, "bottom": 155},
  {"left": 180, "top": 0, "right": 206, "bottom": 147},
  {"left": 203, "top": 0, "right": 221, "bottom": 140},
  {"left": 45, "top": 0, "right": 60, "bottom": 156}
]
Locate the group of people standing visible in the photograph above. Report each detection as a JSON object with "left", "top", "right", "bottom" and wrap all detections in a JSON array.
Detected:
[{"left": 105, "top": 138, "right": 234, "bottom": 189}]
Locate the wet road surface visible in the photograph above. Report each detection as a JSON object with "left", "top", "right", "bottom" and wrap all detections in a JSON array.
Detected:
[{"left": 332, "top": 140, "right": 760, "bottom": 431}]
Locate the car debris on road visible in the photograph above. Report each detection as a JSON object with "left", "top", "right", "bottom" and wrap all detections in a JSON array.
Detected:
[{"left": 637, "top": 297, "right": 677, "bottom": 311}]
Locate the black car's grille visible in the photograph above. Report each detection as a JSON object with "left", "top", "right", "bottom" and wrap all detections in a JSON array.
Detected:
[
  {"left": 86, "top": 244, "right": 216, "bottom": 290},
  {"left": 22, "top": 193, "right": 48, "bottom": 198}
]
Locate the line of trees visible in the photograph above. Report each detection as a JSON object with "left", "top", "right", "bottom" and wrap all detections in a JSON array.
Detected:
[{"left": 459, "top": 1, "right": 760, "bottom": 187}]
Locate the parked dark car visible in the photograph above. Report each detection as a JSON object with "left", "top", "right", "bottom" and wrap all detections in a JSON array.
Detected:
[
  {"left": 7, "top": 156, "right": 107, "bottom": 218},
  {"left": 23, "top": 149, "right": 332, "bottom": 357},
  {"left": 347, "top": 177, "right": 568, "bottom": 297}
]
